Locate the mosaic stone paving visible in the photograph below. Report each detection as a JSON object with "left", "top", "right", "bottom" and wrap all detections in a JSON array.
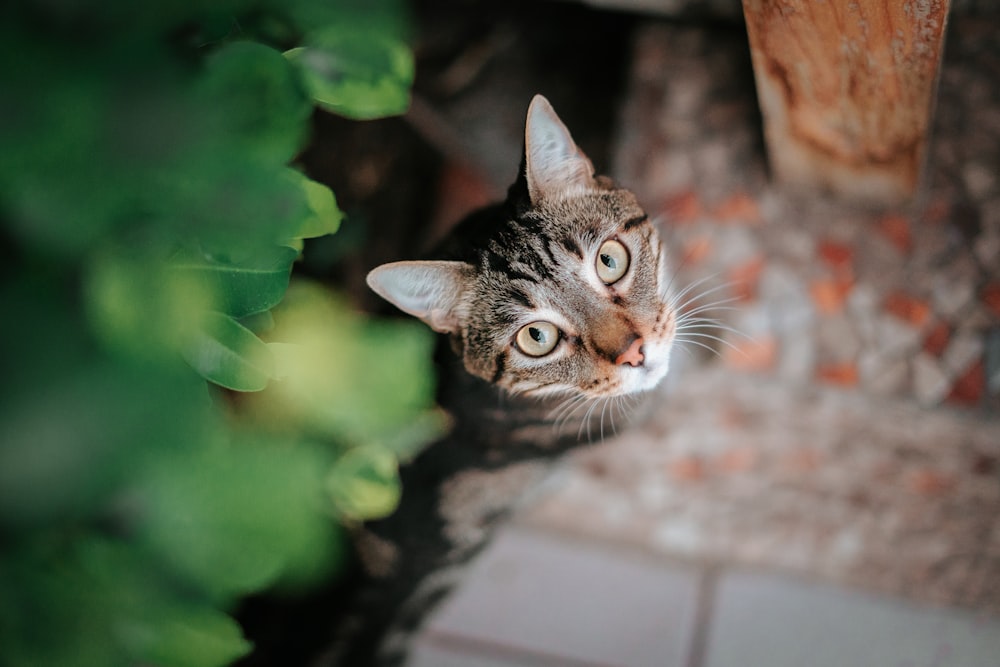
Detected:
[
  {"left": 613, "top": 19, "right": 1000, "bottom": 411},
  {"left": 386, "top": 10, "right": 1000, "bottom": 619},
  {"left": 518, "top": 16, "right": 1000, "bottom": 616}
]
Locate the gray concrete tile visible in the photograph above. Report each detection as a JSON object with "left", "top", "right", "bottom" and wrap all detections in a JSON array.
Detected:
[
  {"left": 405, "top": 640, "right": 532, "bottom": 667},
  {"left": 423, "top": 527, "right": 701, "bottom": 667},
  {"left": 706, "top": 569, "right": 1000, "bottom": 667}
]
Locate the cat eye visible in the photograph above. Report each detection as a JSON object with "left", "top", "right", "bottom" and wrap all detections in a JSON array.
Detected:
[
  {"left": 596, "top": 239, "right": 629, "bottom": 284},
  {"left": 515, "top": 321, "right": 560, "bottom": 357}
]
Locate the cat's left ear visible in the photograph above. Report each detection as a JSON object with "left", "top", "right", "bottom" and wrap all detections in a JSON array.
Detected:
[
  {"left": 524, "top": 94, "right": 596, "bottom": 204},
  {"left": 366, "top": 260, "right": 474, "bottom": 335}
]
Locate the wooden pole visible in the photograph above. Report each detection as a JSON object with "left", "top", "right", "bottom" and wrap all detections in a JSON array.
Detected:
[{"left": 742, "top": 0, "right": 951, "bottom": 204}]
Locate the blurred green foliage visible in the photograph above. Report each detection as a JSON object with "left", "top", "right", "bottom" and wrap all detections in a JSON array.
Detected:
[{"left": 0, "top": 1, "right": 438, "bottom": 665}]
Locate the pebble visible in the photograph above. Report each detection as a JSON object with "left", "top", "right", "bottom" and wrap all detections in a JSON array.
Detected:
[
  {"left": 962, "top": 162, "right": 996, "bottom": 199},
  {"left": 974, "top": 232, "right": 1000, "bottom": 270},
  {"left": 610, "top": 19, "right": 1000, "bottom": 410},
  {"left": 650, "top": 153, "right": 694, "bottom": 195},
  {"left": 875, "top": 313, "right": 924, "bottom": 357},
  {"left": 913, "top": 352, "right": 953, "bottom": 405},
  {"left": 859, "top": 350, "right": 908, "bottom": 395},
  {"left": 931, "top": 276, "right": 975, "bottom": 320},
  {"left": 760, "top": 264, "right": 815, "bottom": 330},
  {"left": 941, "top": 330, "right": 985, "bottom": 378},
  {"left": 984, "top": 329, "right": 1000, "bottom": 394},
  {"left": 817, "top": 314, "right": 862, "bottom": 361},
  {"left": 779, "top": 331, "right": 817, "bottom": 384},
  {"left": 847, "top": 283, "right": 881, "bottom": 345},
  {"left": 711, "top": 226, "right": 762, "bottom": 268}
]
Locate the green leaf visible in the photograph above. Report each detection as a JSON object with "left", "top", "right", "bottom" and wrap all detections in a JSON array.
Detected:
[
  {"left": 85, "top": 250, "right": 214, "bottom": 362},
  {"left": 289, "top": 170, "right": 343, "bottom": 239},
  {"left": 377, "top": 410, "right": 450, "bottom": 462},
  {"left": 326, "top": 446, "right": 400, "bottom": 520},
  {"left": 251, "top": 281, "right": 439, "bottom": 445},
  {"left": 171, "top": 245, "right": 297, "bottom": 319},
  {"left": 137, "top": 438, "right": 340, "bottom": 601},
  {"left": 0, "top": 361, "right": 213, "bottom": 527},
  {"left": 198, "top": 40, "right": 312, "bottom": 164},
  {"left": 285, "top": 29, "right": 413, "bottom": 120},
  {"left": 183, "top": 312, "right": 275, "bottom": 391},
  {"left": 129, "top": 603, "right": 251, "bottom": 667},
  {"left": 238, "top": 310, "right": 275, "bottom": 335}
]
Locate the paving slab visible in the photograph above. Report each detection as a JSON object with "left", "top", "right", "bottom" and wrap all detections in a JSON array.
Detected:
[
  {"left": 705, "top": 569, "right": 1000, "bottom": 667},
  {"left": 406, "top": 641, "right": 535, "bottom": 667},
  {"left": 521, "top": 366, "right": 1000, "bottom": 615},
  {"left": 418, "top": 527, "right": 702, "bottom": 667},
  {"left": 515, "top": 17, "right": 1000, "bottom": 618}
]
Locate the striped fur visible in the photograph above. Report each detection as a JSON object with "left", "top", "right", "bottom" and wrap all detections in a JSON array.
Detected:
[
  {"left": 331, "top": 95, "right": 677, "bottom": 666},
  {"left": 368, "top": 95, "right": 676, "bottom": 411}
]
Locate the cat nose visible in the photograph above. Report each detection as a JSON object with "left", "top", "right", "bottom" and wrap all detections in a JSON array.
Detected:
[{"left": 615, "top": 336, "right": 645, "bottom": 367}]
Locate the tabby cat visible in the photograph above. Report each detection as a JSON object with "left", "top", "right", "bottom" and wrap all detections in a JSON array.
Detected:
[{"left": 320, "top": 95, "right": 678, "bottom": 666}]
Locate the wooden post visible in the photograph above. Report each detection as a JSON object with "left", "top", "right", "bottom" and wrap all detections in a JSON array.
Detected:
[{"left": 742, "top": 0, "right": 951, "bottom": 204}]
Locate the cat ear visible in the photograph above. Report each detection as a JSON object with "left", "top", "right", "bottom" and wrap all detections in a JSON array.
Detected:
[
  {"left": 366, "top": 260, "right": 474, "bottom": 334},
  {"left": 524, "top": 94, "right": 596, "bottom": 204}
]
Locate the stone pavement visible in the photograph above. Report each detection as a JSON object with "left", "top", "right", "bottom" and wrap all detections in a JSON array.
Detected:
[
  {"left": 394, "top": 11, "right": 1000, "bottom": 667},
  {"left": 405, "top": 524, "right": 1000, "bottom": 667}
]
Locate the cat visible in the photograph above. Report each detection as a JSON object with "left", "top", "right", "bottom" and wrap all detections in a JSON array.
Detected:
[{"left": 318, "top": 94, "right": 679, "bottom": 666}]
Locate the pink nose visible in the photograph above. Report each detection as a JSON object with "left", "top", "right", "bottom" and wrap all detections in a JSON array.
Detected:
[{"left": 615, "top": 337, "right": 645, "bottom": 367}]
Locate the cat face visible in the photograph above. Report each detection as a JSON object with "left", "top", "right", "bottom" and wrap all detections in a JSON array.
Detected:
[{"left": 368, "top": 95, "right": 675, "bottom": 398}]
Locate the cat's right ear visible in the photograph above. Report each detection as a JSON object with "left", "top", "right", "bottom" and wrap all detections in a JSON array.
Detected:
[
  {"left": 523, "top": 94, "right": 596, "bottom": 204},
  {"left": 366, "top": 260, "right": 474, "bottom": 335}
]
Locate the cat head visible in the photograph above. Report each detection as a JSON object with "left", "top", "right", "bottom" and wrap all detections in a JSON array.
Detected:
[{"left": 367, "top": 95, "right": 675, "bottom": 398}]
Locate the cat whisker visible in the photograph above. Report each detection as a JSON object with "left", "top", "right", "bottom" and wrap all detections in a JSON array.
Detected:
[
  {"left": 675, "top": 316, "right": 755, "bottom": 342},
  {"left": 672, "top": 287, "right": 742, "bottom": 316},
  {"left": 548, "top": 393, "right": 597, "bottom": 439},
  {"left": 673, "top": 335, "right": 726, "bottom": 358},
  {"left": 548, "top": 392, "right": 588, "bottom": 423},
  {"left": 580, "top": 396, "right": 607, "bottom": 442},
  {"left": 609, "top": 394, "right": 635, "bottom": 438},
  {"left": 554, "top": 396, "right": 590, "bottom": 424},
  {"left": 666, "top": 271, "right": 724, "bottom": 311},
  {"left": 675, "top": 330, "right": 742, "bottom": 353},
  {"left": 599, "top": 398, "right": 607, "bottom": 441},
  {"left": 659, "top": 234, "right": 712, "bottom": 301},
  {"left": 600, "top": 396, "right": 618, "bottom": 441},
  {"left": 676, "top": 300, "right": 742, "bottom": 319},
  {"left": 518, "top": 383, "right": 576, "bottom": 400},
  {"left": 674, "top": 343, "right": 696, "bottom": 361},
  {"left": 669, "top": 278, "right": 745, "bottom": 313}
]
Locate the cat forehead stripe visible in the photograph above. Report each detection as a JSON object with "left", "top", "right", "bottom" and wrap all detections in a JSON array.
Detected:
[{"left": 622, "top": 214, "right": 649, "bottom": 230}]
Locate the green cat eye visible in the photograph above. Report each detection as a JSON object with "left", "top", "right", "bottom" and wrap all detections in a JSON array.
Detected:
[
  {"left": 596, "top": 239, "right": 629, "bottom": 284},
  {"left": 515, "top": 321, "right": 560, "bottom": 357}
]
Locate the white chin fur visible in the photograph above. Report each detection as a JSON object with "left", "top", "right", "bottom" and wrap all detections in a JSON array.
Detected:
[{"left": 621, "top": 342, "right": 672, "bottom": 395}]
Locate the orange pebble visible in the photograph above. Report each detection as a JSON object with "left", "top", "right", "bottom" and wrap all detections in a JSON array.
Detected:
[
  {"left": 878, "top": 213, "right": 912, "bottom": 253},
  {"left": 908, "top": 468, "right": 955, "bottom": 496},
  {"left": 982, "top": 283, "right": 1000, "bottom": 319},
  {"left": 884, "top": 291, "right": 932, "bottom": 327},
  {"left": 922, "top": 321, "right": 951, "bottom": 357},
  {"left": 817, "top": 362, "right": 859, "bottom": 387},
  {"left": 663, "top": 190, "right": 702, "bottom": 223},
  {"left": 810, "top": 278, "right": 854, "bottom": 315},
  {"left": 681, "top": 235, "right": 713, "bottom": 266},
  {"left": 714, "top": 191, "right": 761, "bottom": 224},
  {"left": 947, "top": 360, "right": 985, "bottom": 406},
  {"left": 728, "top": 256, "right": 765, "bottom": 302},
  {"left": 716, "top": 446, "right": 759, "bottom": 473},
  {"left": 668, "top": 455, "right": 707, "bottom": 482},
  {"left": 817, "top": 239, "right": 854, "bottom": 274},
  {"left": 724, "top": 335, "right": 777, "bottom": 372}
]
